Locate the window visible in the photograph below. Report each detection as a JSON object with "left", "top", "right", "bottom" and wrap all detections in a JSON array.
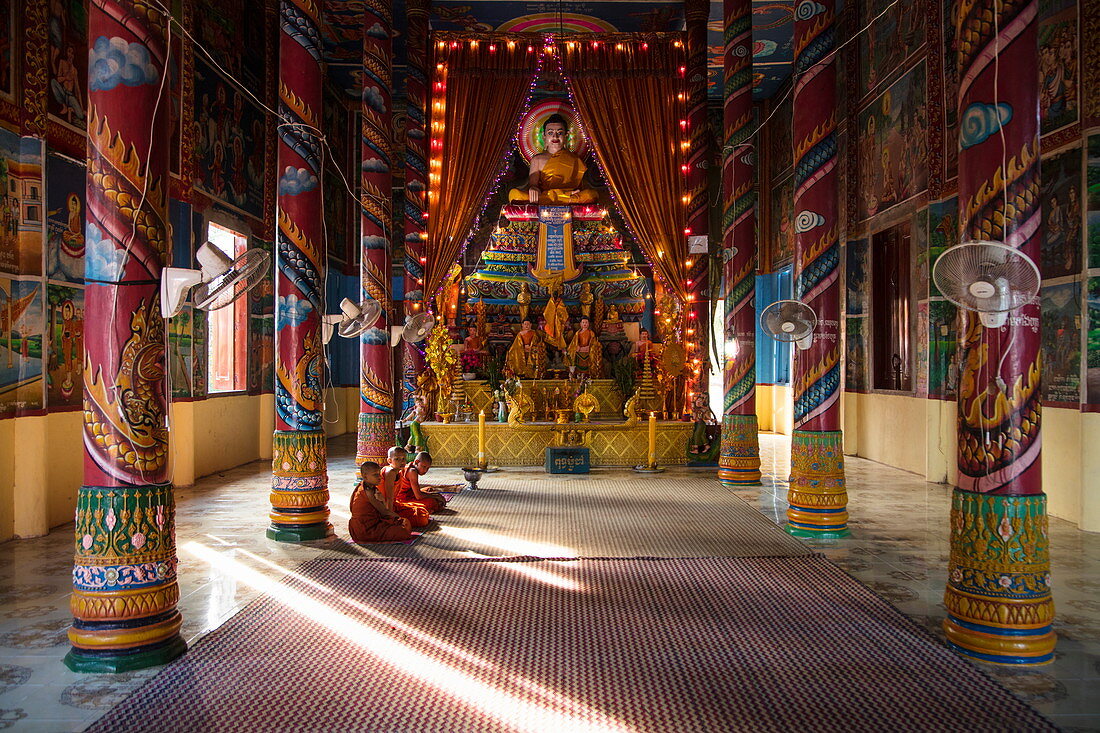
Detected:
[
  {"left": 871, "top": 223, "right": 911, "bottom": 391},
  {"left": 206, "top": 222, "right": 249, "bottom": 393}
]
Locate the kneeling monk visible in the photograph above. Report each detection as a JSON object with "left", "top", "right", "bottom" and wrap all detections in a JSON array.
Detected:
[
  {"left": 397, "top": 451, "right": 448, "bottom": 514},
  {"left": 349, "top": 460, "right": 412, "bottom": 543},
  {"left": 383, "top": 446, "right": 431, "bottom": 528}
]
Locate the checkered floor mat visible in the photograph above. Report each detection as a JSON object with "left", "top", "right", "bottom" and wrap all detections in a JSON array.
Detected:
[
  {"left": 319, "top": 474, "right": 812, "bottom": 559},
  {"left": 86, "top": 556, "right": 1053, "bottom": 732}
]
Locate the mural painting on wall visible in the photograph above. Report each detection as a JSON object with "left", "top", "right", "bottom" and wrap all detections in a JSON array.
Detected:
[
  {"left": 192, "top": 309, "right": 207, "bottom": 399},
  {"left": 1088, "top": 135, "right": 1100, "bottom": 269},
  {"left": 45, "top": 282, "right": 81, "bottom": 408},
  {"left": 1038, "top": 0, "right": 1078, "bottom": 137},
  {"left": 1039, "top": 146, "right": 1082, "bottom": 279},
  {"left": 916, "top": 300, "right": 929, "bottom": 398},
  {"left": 45, "top": 152, "right": 84, "bottom": 283},
  {"left": 0, "top": 129, "right": 45, "bottom": 275},
  {"left": 942, "top": 0, "right": 959, "bottom": 180},
  {"left": 927, "top": 299, "right": 958, "bottom": 400},
  {"left": 47, "top": 0, "right": 87, "bottom": 129},
  {"left": 928, "top": 196, "right": 958, "bottom": 298},
  {"left": 193, "top": 0, "right": 264, "bottom": 87},
  {"left": 913, "top": 208, "right": 930, "bottom": 300},
  {"left": 0, "top": 276, "right": 44, "bottom": 416},
  {"left": 248, "top": 238, "right": 274, "bottom": 394},
  {"left": 844, "top": 317, "right": 867, "bottom": 392},
  {"left": 0, "top": 0, "right": 15, "bottom": 102},
  {"left": 857, "top": 61, "right": 928, "bottom": 221},
  {"left": 845, "top": 239, "right": 868, "bottom": 316},
  {"left": 1088, "top": 277, "right": 1100, "bottom": 405},
  {"left": 1040, "top": 281, "right": 1081, "bottom": 405},
  {"left": 769, "top": 175, "right": 794, "bottom": 267},
  {"left": 767, "top": 93, "right": 792, "bottom": 176},
  {"left": 194, "top": 59, "right": 266, "bottom": 221},
  {"left": 858, "top": 0, "right": 925, "bottom": 97},
  {"left": 169, "top": 306, "right": 193, "bottom": 399}
]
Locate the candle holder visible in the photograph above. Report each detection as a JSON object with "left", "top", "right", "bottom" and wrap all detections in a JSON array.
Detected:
[{"left": 633, "top": 411, "right": 664, "bottom": 473}]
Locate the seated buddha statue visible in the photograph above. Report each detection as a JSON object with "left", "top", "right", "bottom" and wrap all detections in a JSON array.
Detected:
[
  {"left": 566, "top": 316, "right": 603, "bottom": 378},
  {"left": 508, "top": 114, "right": 598, "bottom": 205},
  {"left": 505, "top": 319, "right": 547, "bottom": 379}
]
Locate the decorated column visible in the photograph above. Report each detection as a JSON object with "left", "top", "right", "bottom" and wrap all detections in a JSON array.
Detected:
[
  {"left": 356, "top": 0, "right": 396, "bottom": 464},
  {"left": 66, "top": 0, "right": 185, "bottom": 672},
  {"left": 717, "top": 0, "right": 761, "bottom": 486},
  {"left": 684, "top": 0, "right": 711, "bottom": 398},
  {"left": 943, "top": 0, "right": 1054, "bottom": 664},
  {"left": 786, "top": 0, "right": 847, "bottom": 537},
  {"left": 400, "top": 0, "right": 430, "bottom": 422},
  {"left": 269, "top": 0, "right": 331, "bottom": 542}
]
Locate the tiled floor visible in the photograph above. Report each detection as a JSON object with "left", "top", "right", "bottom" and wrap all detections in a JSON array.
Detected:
[{"left": 0, "top": 433, "right": 1097, "bottom": 731}]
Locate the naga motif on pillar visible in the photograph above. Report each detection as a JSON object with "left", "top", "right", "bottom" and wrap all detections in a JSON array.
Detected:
[
  {"left": 718, "top": 0, "right": 761, "bottom": 487},
  {"left": 67, "top": 0, "right": 185, "bottom": 672},
  {"left": 401, "top": 0, "right": 430, "bottom": 423},
  {"left": 787, "top": 0, "right": 847, "bottom": 537},
  {"left": 270, "top": 0, "right": 331, "bottom": 542},
  {"left": 357, "top": 0, "right": 396, "bottom": 464},
  {"left": 944, "top": 0, "right": 1054, "bottom": 665}
]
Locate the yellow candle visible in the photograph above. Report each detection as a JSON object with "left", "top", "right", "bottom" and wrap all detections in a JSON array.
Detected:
[
  {"left": 478, "top": 410, "right": 487, "bottom": 469},
  {"left": 648, "top": 411, "right": 657, "bottom": 469}
]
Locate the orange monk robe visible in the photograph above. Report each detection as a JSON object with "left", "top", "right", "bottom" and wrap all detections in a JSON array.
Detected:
[
  {"left": 349, "top": 482, "right": 412, "bottom": 543},
  {"left": 567, "top": 327, "right": 602, "bottom": 376},
  {"left": 505, "top": 328, "right": 545, "bottom": 378},
  {"left": 382, "top": 466, "right": 431, "bottom": 528},
  {"left": 395, "top": 466, "right": 447, "bottom": 514}
]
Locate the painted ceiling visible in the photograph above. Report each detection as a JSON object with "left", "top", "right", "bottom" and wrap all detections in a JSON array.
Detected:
[{"left": 321, "top": 0, "right": 794, "bottom": 102}]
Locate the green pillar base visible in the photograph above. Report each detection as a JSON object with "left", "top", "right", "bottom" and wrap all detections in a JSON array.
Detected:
[
  {"left": 785, "top": 525, "right": 850, "bottom": 540},
  {"left": 266, "top": 522, "right": 334, "bottom": 543},
  {"left": 64, "top": 635, "right": 187, "bottom": 674},
  {"left": 719, "top": 478, "right": 763, "bottom": 488}
]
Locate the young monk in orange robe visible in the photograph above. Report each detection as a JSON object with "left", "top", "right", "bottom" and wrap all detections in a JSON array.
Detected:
[
  {"left": 396, "top": 451, "right": 447, "bottom": 514},
  {"left": 349, "top": 461, "right": 412, "bottom": 543},
  {"left": 382, "top": 446, "right": 431, "bottom": 528}
]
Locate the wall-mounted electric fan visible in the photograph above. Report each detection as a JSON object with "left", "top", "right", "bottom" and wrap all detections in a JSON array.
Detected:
[
  {"left": 321, "top": 298, "right": 382, "bottom": 344},
  {"left": 932, "top": 241, "right": 1040, "bottom": 329},
  {"left": 391, "top": 312, "right": 437, "bottom": 347},
  {"left": 759, "top": 299, "right": 817, "bottom": 351},
  {"left": 161, "top": 242, "right": 270, "bottom": 318}
]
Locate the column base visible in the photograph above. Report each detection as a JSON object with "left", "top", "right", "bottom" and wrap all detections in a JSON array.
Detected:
[
  {"left": 943, "top": 489, "right": 1056, "bottom": 666},
  {"left": 64, "top": 635, "right": 187, "bottom": 674},
  {"left": 785, "top": 429, "right": 848, "bottom": 535},
  {"left": 357, "top": 412, "right": 395, "bottom": 465},
  {"left": 785, "top": 525, "right": 850, "bottom": 539},
  {"left": 719, "top": 414, "right": 762, "bottom": 486},
  {"left": 266, "top": 522, "right": 334, "bottom": 542}
]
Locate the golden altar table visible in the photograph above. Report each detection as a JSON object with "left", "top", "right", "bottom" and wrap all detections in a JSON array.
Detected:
[{"left": 419, "top": 420, "right": 693, "bottom": 468}]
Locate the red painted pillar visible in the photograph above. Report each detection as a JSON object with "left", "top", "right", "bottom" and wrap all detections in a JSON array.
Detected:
[
  {"left": 786, "top": 0, "right": 848, "bottom": 537},
  {"left": 717, "top": 0, "right": 760, "bottom": 486},
  {"left": 356, "top": 0, "right": 396, "bottom": 464},
  {"left": 66, "top": 0, "right": 185, "bottom": 672},
  {"left": 943, "top": 0, "right": 1054, "bottom": 664},
  {"left": 400, "top": 0, "right": 430, "bottom": 425},
  {"left": 269, "top": 0, "right": 332, "bottom": 542},
  {"left": 684, "top": 0, "right": 711, "bottom": 401}
]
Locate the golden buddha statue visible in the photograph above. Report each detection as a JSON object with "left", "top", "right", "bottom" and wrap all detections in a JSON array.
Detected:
[
  {"left": 505, "top": 318, "right": 547, "bottom": 378},
  {"left": 579, "top": 282, "right": 594, "bottom": 319},
  {"left": 541, "top": 291, "right": 569, "bottom": 351},
  {"left": 508, "top": 114, "right": 598, "bottom": 205},
  {"left": 517, "top": 281, "right": 532, "bottom": 321},
  {"left": 566, "top": 316, "right": 603, "bottom": 378}
]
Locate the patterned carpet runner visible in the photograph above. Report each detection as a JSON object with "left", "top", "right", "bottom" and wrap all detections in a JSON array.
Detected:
[
  {"left": 86, "top": 556, "right": 1053, "bottom": 732},
  {"left": 320, "top": 475, "right": 813, "bottom": 559}
]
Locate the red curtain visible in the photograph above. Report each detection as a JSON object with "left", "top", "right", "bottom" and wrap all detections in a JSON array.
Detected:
[
  {"left": 423, "top": 34, "right": 540, "bottom": 306},
  {"left": 560, "top": 35, "right": 691, "bottom": 304}
]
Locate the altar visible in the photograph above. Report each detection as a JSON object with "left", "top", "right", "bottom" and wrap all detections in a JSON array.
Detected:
[{"left": 420, "top": 419, "right": 694, "bottom": 468}]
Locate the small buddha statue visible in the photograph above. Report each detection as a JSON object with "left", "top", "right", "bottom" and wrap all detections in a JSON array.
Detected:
[
  {"left": 517, "top": 282, "right": 532, "bottom": 322},
  {"left": 462, "top": 326, "right": 484, "bottom": 354},
  {"left": 579, "top": 282, "right": 594, "bottom": 319},
  {"left": 508, "top": 114, "right": 598, "bottom": 205},
  {"left": 505, "top": 318, "right": 546, "bottom": 379},
  {"left": 566, "top": 316, "right": 603, "bottom": 378}
]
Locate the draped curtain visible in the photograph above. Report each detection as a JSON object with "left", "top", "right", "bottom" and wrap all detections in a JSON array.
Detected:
[
  {"left": 423, "top": 34, "right": 540, "bottom": 306},
  {"left": 560, "top": 35, "right": 691, "bottom": 304}
]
